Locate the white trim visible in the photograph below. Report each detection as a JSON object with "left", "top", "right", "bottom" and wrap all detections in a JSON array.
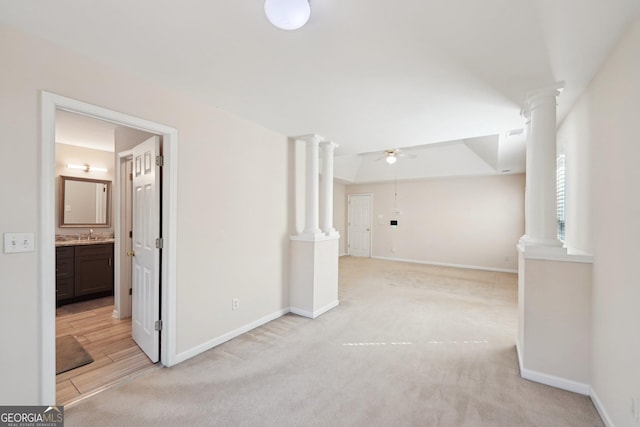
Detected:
[
  {"left": 517, "top": 242, "right": 593, "bottom": 263},
  {"left": 372, "top": 256, "right": 518, "bottom": 274},
  {"left": 313, "top": 300, "right": 340, "bottom": 318},
  {"left": 290, "top": 300, "right": 340, "bottom": 319},
  {"left": 516, "top": 342, "right": 590, "bottom": 395},
  {"left": 290, "top": 234, "right": 340, "bottom": 243},
  {"left": 39, "top": 92, "right": 57, "bottom": 404},
  {"left": 174, "top": 308, "right": 289, "bottom": 364},
  {"left": 339, "top": 252, "right": 349, "bottom": 257},
  {"left": 519, "top": 366, "right": 590, "bottom": 395},
  {"left": 39, "top": 92, "right": 179, "bottom": 404},
  {"left": 289, "top": 307, "right": 314, "bottom": 318},
  {"left": 113, "top": 150, "right": 133, "bottom": 320},
  {"left": 590, "top": 388, "right": 614, "bottom": 427},
  {"left": 516, "top": 342, "right": 524, "bottom": 372}
]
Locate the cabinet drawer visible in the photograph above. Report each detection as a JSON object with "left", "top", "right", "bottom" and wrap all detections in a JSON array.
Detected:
[
  {"left": 75, "top": 243, "right": 113, "bottom": 257},
  {"left": 56, "top": 246, "right": 74, "bottom": 259}
]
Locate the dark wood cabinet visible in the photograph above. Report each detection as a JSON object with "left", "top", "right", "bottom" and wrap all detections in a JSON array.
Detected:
[
  {"left": 56, "top": 243, "right": 114, "bottom": 305},
  {"left": 55, "top": 246, "right": 75, "bottom": 301}
]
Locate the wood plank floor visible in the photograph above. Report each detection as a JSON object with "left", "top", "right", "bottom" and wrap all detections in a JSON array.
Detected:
[{"left": 56, "top": 297, "right": 156, "bottom": 406}]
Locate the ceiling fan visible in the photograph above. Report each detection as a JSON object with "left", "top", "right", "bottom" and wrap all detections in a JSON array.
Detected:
[{"left": 377, "top": 149, "right": 416, "bottom": 164}]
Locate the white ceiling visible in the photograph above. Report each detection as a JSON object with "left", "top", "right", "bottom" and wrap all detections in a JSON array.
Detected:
[
  {"left": 2, "top": 0, "right": 639, "bottom": 180},
  {"left": 55, "top": 110, "right": 116, "bottom": 152}
]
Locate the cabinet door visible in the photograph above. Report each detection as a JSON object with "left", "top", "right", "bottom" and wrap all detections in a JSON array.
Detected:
[{"left": 74, "top": 244, "right": 114, "bottom": 297}]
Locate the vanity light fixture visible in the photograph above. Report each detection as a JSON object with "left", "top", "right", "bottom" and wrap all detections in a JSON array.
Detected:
[
  {"left": 264, "top": 0, "right": 311, "bottom": 30},
  {"left": 66, "top": 163, "right": 108, "bottom": 173}
]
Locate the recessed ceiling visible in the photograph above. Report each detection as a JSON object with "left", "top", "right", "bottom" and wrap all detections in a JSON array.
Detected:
[{"left": 2, "top": 1, "right": 639, "bottom": 172}]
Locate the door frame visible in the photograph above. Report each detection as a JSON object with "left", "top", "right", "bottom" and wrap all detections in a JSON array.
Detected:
[
  {"left": 39, "top": 91, "right": 179, "bottom": 404},
  {"left": 114, "top": 151, "right": 133, "bottom": 320},
  {"left": 347, "top": 193, "right": 373, "bottom": 257}
]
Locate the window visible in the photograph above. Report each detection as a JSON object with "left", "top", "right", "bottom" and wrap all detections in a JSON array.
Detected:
[{"left": 557, "top": 154, "right": 566, "bottom": 241}]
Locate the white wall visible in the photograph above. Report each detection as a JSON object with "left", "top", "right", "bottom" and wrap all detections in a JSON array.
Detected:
[
  {"left": 558, "top": 16, "right": 640, "bottom": 426},
  {"left": 333, "top": 181, "right": 347, "bottom": 255},
  {"left": 0, "top": 23, "right": 290, "bottom": 404},
  {"left": 55, "top": 143, "right": 115, "bottom": 235},
  {"left": 346, "top": 174, "right": 524, "bottom": 271}
]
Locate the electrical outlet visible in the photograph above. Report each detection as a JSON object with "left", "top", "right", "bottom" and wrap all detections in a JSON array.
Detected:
[{"left": 232, "top": 298, "right": 239, "bottom": 311}]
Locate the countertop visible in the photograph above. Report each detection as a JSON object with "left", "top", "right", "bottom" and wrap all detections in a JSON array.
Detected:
[{"left": 55, "top": 238, "right": 115, "bottom": 247}]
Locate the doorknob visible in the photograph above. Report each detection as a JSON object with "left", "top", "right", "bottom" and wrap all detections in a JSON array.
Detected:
[
  {"left": 366, "top": 228, "right": 370, "bottom": 231},
  {"left": 126, "top": 250, "right": 136, "bottom": 257}
]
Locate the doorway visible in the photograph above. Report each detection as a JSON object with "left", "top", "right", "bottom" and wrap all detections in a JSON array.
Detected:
[
  {"left": 39, "top": 92, "right": 179, "bottom": 405},
  {"left": 348, "top": 194, "right": 372, "bottom": 257}
]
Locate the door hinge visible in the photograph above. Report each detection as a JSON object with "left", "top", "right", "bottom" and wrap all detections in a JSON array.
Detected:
[
  {"left": 154, "top": 320, "right": 162, "bottom": 331},
  {"left": 129, "top": 230, "right": 133, "bottom": 238},
  {"left": 156, "top": 155, "right": 164, "bottom": 167},
  {"left": 155, "top": 238, "right": 163, "bottom": 249},
  {"left": 129, "top": 288, "right": 132, "bottom": 296},
  {"left": 129, "top": 172, "right": 133, "bottom": 181}
]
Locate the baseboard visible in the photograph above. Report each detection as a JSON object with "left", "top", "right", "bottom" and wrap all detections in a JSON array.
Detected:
[
  {"left": 339, "top": 253, "right": 348, "bottom": 257},
  {"left": 289, "top": 307, "right": 313, "bottom": 318},
  {"left": 313, "top": 300, "right": 339, "bottom": 318},
  {"left": 516, "top": 342, "right": 590, "bottom": 395},
  {"left": 174, "top": 307, "right": 289, "bottom": 364},
  {"left": 291, "top": 300, "right": 340, "bottom": 319},
  {"left": 371, "top": 256, "right": 518, "bottom": 274},
  {"left": 590, "top": 388, "right": 614, "bottom": 427},
  {"left": 519, "top": 365, "right": 590, "bottom": 395}
]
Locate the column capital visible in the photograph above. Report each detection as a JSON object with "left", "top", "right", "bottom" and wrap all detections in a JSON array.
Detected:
[
  {"left": 293, "top": 133, "right": 325, "bottom": 144},
  {"left": 525, "top": 81, "right": 565, "bottom": 111},
  {"left": 320, "top": 140, "right": 339, "bottom": 150}
]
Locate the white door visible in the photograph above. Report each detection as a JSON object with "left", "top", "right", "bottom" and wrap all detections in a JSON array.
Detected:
[
  {"left": 348, "top": 194, "right": 371, "bottom": 257},
  {"left": 131, "top": 136, "right": 161, "bottom": 362}
]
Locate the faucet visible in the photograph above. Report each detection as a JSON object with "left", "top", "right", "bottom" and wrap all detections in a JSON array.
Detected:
[{"left": 89, "top": 228, "right": 94, "bottom": 240}]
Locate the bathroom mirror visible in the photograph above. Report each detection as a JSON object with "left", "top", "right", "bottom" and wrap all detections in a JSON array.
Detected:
[{"left": 60, "top": 175, "right": 111, "bottom": 227}]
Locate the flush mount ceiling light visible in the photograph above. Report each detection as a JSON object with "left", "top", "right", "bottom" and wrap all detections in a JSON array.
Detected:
[{"left": 264, "top": 0, "right": 310, "bottom": 30}]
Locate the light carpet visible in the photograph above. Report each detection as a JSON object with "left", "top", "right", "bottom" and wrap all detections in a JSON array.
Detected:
[{"left": 66, "top": 256, "right": 603, "bottom": 426}]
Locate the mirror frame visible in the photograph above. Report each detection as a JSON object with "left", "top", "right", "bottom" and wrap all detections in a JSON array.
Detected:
[{"left": 59, "top": 175, "right": 112, "bottom": 227}]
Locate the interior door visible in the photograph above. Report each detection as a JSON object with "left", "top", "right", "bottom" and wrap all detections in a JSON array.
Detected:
[
  {"left": 348, "top": 194, "right": 372, "bottom": 257},
  {"left": 131, "top": 136, "right": 161, "bottom": 362}
]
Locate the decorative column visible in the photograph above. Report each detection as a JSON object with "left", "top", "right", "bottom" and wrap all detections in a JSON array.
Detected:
[
  {"left": 520, "top": 82, "right": 564, "bottom": 247},
  {"left": 320, "top": 141, "right": 339, "bottom": 237},
  {"left": 516, "top": 82, "right": 594, "bottom": 394},
  {"left": 302, "top": 135, "right": 323, "bottom": 238},
  {"left": 290, "top": 134, "right": 340, "bottom": 320}
]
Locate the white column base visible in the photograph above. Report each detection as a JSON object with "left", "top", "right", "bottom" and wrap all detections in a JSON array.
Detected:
[
  {"left": 290, "top": 235, "right": 340, "bottom": 318},
  {"left": 516, "top": 243, "right": 593, "bottom": 395}
]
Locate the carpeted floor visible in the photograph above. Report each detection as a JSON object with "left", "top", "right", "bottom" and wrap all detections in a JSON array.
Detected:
[{"left": 65, "top": 257, "right": 603, "bottom": 426}]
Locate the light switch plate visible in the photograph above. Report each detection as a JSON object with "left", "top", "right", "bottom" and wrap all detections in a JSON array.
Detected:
[{"left": 4, "top": 232, "right": 35, "bottom": 253}]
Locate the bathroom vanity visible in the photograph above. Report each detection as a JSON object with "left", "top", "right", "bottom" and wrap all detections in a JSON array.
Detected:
[{"left": 55, "top": 240, "right": 114, "bottom": 305}]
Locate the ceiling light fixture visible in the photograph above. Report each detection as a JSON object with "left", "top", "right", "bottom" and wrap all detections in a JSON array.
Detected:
[
  {"left": 264, "top": 0, "right": 310, "bottom": 31},
  {"left": 385, "top": 154, "right": 397, "bottom": 165}
]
